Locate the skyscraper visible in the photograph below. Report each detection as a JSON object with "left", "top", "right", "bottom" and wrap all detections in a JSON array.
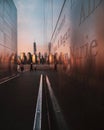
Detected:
[{"left": 33, "top": 41, "right": 36, "bottom": 54}]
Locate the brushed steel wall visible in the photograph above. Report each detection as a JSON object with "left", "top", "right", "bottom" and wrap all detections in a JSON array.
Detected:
[
  {"left": 0, "top": 0, "right": 17, "bottom": 79},
  {"left": 51, "top": 0, "right": 104, "bottom": 85}
]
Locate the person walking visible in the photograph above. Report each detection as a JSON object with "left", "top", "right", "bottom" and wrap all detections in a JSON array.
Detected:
[
  {"left": 54, "top": 62, "right": 57, "bottom": 71},
  {"left": 30, "top": 63, "right": 33, "bottom": 71},
  {"left": 20, "top": 63, "right": 24, "bottom": 72}
]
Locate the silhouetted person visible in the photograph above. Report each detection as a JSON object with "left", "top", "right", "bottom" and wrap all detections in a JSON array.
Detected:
[
  {"left": 30, "top": 63, "right": 33, "bottom": 71},
  {"left": 41, "top": 56, "right": 44, "bottom": 64},
  {"left": 54, "top": 62, "right": 57, "bottom": 71},
  {"left": 20, "top": 63, "right": 24, "bottom": 72}
]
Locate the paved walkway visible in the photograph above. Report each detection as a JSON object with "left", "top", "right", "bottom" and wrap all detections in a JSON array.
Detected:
[
  {"left": 0, "top": 68, "right": 104, "bottom": 130},
  {"left": 0, "top": 71, "right": 41, "bottom": 130}
]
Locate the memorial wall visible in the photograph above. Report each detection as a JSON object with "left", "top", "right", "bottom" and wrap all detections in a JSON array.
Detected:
[
  {"left": 50, "top": 0, "right": 104, "bottom": 86},
  {"left": 0, "top": 0, "right": 17, "bottom": 79}
]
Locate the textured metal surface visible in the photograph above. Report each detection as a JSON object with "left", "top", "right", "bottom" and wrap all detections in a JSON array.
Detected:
[
  {"left": 0, "top": 0, "right": 17, "bottom": 79},
  {"left": 51, "top": 0, "right": 104, "bottom": 85}
]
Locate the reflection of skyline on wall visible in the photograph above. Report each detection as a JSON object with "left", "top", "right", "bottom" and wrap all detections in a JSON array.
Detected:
[{"left": 0, "top": 0, "right": 17, "bottom": 79}]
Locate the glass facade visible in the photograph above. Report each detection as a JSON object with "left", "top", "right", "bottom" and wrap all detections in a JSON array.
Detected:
[{"left": 0, "top": 0, "right": 17, "bottom": 79}]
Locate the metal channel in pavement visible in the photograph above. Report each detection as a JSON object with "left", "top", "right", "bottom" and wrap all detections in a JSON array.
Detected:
[
  {"left": 46, "top": 75, "right": 69, "bottom": 130},
  {"left": 33, "top": 74, "right": 43, "bottom": 130},
  {"left": 0, "top": 74, "right": 20, "bottom": 85}
]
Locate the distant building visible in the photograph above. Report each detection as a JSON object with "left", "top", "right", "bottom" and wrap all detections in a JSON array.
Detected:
[
  {"left": 33, "top": 42, "right": 37, "bottom": 54},
  {"left": 27, "top": 52, "right": 32, "bottom": 64},
  {"left": 0, "top": 0, "right": 17, "bottom": 78},
  {"left": 20, "top": 52, "right": 27, "bottom": 64},
  {"left": 48, "top": 42, "right": 51, "bottom": 54}
]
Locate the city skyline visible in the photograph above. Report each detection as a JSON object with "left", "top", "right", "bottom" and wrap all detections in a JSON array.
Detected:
[
  {"left": 13, "top": 0, "right": 63, "bottom": 55},
  {"left": 14, "top": 0, "right": 45, "bottom": 55}
]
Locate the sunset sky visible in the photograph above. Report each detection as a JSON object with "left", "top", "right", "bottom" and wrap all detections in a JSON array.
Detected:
[{"left": 13, "top": 0, "right": 63, "bottom": 55}]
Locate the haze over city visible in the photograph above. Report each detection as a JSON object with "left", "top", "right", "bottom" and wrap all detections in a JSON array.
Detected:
[{"left": 13, "top": 0, "right": 63, "bottom": 55}]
